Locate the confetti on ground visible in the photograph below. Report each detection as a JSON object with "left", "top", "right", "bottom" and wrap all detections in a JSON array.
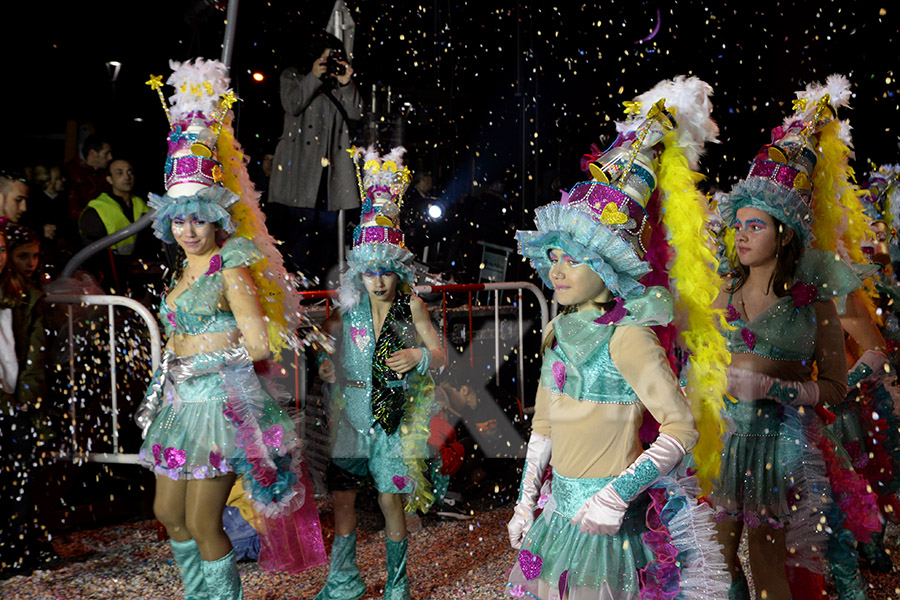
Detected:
[{"left": 0, "top": 497, "right": 517, "bottom": 600}]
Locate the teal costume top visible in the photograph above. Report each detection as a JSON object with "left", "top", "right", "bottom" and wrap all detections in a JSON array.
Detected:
[
  {"left": 725, "top": 249, "right": 867, "bottom": 360},
  {"left": 159, "top": 237, "right": 264, "bottom": 337}
]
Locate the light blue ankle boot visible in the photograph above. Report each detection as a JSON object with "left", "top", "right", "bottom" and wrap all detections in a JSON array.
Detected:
[
  {"left": 201, "top": 550, "right": 242, "bottom": 600},
  {"left": 384, "top": 537, "right": 411, "bottom": 600},
  {"left": 728, "top": 572, "right": 750, "bottom": 600},
  {"left": 170, "top": 539, "right": 209, "bottom": 600},
  {"left": 314, "top": 532, "right": 366, "bottom": 600}
]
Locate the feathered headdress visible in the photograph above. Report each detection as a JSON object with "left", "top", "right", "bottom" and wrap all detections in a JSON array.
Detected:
[{"left": 518, "top": 76, "right": 728, "bottom": 493}]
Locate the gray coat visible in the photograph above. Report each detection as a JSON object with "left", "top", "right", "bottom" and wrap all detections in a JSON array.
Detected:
[{"left": 269, "top": 68, "right": 364, "bottom": 210}]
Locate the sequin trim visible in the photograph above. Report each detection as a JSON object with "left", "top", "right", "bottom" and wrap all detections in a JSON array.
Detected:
[{"left": 612, "top": 459, "right": 660, "bottom": 501}]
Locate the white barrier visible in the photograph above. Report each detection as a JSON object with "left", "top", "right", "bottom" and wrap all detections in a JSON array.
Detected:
[{"left": 47, "top": 294, "right": 162, "bottom": 464}]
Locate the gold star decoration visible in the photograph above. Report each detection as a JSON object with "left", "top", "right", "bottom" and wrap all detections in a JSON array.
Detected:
[
  {"left": 145, "top": 74, "right": 163, "bottom": 90},
  {"left": 220, "top": 91, "right": 237, "bottom": 110},
  {"left": 792, "top": 98, "right": 808, "bottom": 112},
  {"left": 622, "top": 101, "right": 643, "bottom": 115}
]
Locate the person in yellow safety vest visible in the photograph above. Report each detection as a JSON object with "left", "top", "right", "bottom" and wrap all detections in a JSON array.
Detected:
[{"left": 79, "top": 159, "right": 150, "bottom": 255}]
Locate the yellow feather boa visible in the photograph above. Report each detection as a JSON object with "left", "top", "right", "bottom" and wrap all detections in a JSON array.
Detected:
[
  {"left": 658, "top": 140, "right": 730, "bottom": 495},
  {"left": 217, "top": 120, "right": 297, "bottom": 360}
]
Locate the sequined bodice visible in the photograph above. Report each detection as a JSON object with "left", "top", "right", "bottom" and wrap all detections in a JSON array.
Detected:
[
  {"left": 158, "top": 237, "right": 264, "bottom": 337},
  {"left": 341, "top": 292, "right": 418, "bottom": 435},
  {"left": 540, "top": 311, "right": 638, "bottom": 404}
]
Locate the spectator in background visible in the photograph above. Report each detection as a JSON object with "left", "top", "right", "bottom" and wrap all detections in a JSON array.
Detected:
[
  {"left": 0, "top": 170, "right": 29, "bottom": 222},
  {"left": 78, "top": 159, "right": 153, "bottom": 295},
  {"left": 23, "top": 165, "right": 72, "bottom": 278},
  {"left": 6, "top": 224, "right": 43, "bottom": 289},
  {"left": 269, "top": 32, "right": 363, "bottom": 283},
  {"left": 0, "top": 220, "right": 58, "bottom": 579},
  {"left": 65, "top": 134, "right": 112, "bottom": 221}
]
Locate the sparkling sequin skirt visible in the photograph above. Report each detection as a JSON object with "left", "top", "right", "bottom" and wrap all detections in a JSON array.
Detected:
[
  {"left": 711, "top": 398, "right": 831, "bottom": 573},
  {"left": 507, "top": 470, "right": 730, "bottom": 599},
  {"left": 711, "top": 399, "right": 802, "bottom": 523},
  {"left": 138, "top": 351, "right": 247, "bottom": 480}
]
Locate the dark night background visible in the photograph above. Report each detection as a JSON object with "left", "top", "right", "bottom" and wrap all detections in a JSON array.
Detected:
[{"left": 2, "top": 1, "right": 898, "bottom": 224}]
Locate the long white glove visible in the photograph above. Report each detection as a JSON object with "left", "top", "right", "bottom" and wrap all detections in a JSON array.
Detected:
[
  {"left": 727, "top": 366, "right": 819, "bottom": 406},
  {"left": 571, "top": 433, "right": 685, "bottom": 536},
  {"left": 508, "top": 432, "right": 552, "bottom": 549}
]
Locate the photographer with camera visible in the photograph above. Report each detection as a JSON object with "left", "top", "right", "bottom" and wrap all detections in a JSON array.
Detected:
[{"left": 269, "top": 33, "right": 363, "bottom": 284}]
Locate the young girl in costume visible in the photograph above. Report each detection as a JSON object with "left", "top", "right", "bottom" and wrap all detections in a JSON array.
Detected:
[
  {"left": 508, "top": 77, "right": 730, "bottom": 600},
  {"left": 135, "top": 58, "right": 325, "bottom": 600},
  {"left": 712, "top": 76, "right": 877, "bottom": 600},
  {"left": 314, "top": 147, "right": 446, "bottom": 600}
]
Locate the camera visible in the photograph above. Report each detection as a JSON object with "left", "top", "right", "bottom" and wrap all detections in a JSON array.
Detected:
[{"left": 325, "top": 48, "right": 347, "bottom": 77}]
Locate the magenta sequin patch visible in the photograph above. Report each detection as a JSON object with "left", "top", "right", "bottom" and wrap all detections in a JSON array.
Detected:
[
  {"left": 741, "top": 328, "right": 757, "bottom": 350},
  {"left": 262, "top": 425, "right": 284, "bottom": 448},
  {"left": 791, "top": 281, "right": 817, "bottom": 308},
  {"left": 518, "top": 549, "right": 543, "bottom": 581},
  {"left": 558, "top": 570, "right": 569, "bottom": 599},
  {"left": 205, "top": 254, "right": 223, "bottom": 276},
  {"left": 163, "top": 447, "right": 187, "bottom": 469},
  {"left": 551, "top": 361, "right": 566, "bottom": 391},
  {"left": 152, "top": 443, "right": 163, "bottom": 466},
  {"left": 725, "top": 304, "right": 741, "bottom": 323},
  {"left": 209, "top": 448, "right": 223, "bottom": 470},
  {"left": 393, "top": 475, "right": 409, "bottom": 490},
  {"left": 167, "top": 312, "right": 177, "bottom": 328},
  {"left": 594, "top": 296, "right": 627, "bottom": 325}
]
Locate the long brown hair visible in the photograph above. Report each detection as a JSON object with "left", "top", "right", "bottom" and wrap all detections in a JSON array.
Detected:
[
  {"left": 727, "top": 217, "right": 803, "bottom": 297},
  {"left": 0, "top": 231, "right": 25, "bottom": 308}
]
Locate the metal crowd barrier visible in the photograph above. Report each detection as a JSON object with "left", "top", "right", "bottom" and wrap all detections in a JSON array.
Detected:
[
  {"left": 50, "top": 282, "right": 548, "bottom": 465},
  {"left": 48, "top": 294, "right": 162, "bottom": 464}
]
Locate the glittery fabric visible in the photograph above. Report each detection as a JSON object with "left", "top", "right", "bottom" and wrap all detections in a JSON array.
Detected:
[
  {"left": 711, "top": 399, "right": 799, "bottom": 522},
  {"left": 539, "top": 289, "right": 673, "bottom": 403},
  {"left": 508, "top": 470, "right": 653, "bottom": 597},
  {"left": 724, "top": 249, "right": 866, "bottom": 360},
  {"left": 508, "top": 471, "right": 731, "bottom": 599},
  {"left": 371, "top": 295, "right": 417, "bottom": 435},
  {"left": 158, "top": 237, "right": 264, "bottom": 337},
  {"left": 330, "top": 292, "right": 438, "bottom": 507},
  {"left": 611, "top": 459, "right": 660, "bottom": 502}
]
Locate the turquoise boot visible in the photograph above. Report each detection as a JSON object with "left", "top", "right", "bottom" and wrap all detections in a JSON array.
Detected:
[
  {"left": 314, "top": 532, "right": 366, "bottom": 600},
  {"left": 728, "top": 572, "right": 750, "bottom": 600},
  {"left": 384, "top": 537, "right": 411, "bottom": 600},
  {"left": 201, "top": 550, "right": 243, "bottom": 600},
  {"left": 170, "top": 539, "right": 209, "bottom": 600}
]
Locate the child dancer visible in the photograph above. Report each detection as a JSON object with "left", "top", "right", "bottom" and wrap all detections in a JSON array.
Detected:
[
  {"left": 135, "top": 58, "right": 324, "bottom": 600},
  {"left": 315, "top": 147, "right": 446, "bottom": 600},
  {"left": 712, "top": 76, "right": 876, "bottom": 599},
  {"left": 508, "top": 77, "right": 730, "bottom": 600}
]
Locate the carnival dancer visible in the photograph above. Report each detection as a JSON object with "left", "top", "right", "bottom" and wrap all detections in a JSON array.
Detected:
[
  {"left": 508, "top": 76, "right": 730, "bottom": 600},
  {"left": 713, "top": 75, "right": 878, "bottom": 600},
  {"left": 314, "top": 147, "right": 446, "bottom": 600},
  {"left": 829, "top": 166, "right": 900, "bottom": 575},
  {"left": 135, "top": 58, "right": 325, "bottom": 600}
]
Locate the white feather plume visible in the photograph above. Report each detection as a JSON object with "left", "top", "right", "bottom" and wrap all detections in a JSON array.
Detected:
[
  {"left": 616, "top": 75, "right": 719, "bottom": 170},
  {"left": 784, "top": 73, "right": 852, "bottom": 129},
  {"left": 166, "top": 57, "right": 232, "bottom": 121}
]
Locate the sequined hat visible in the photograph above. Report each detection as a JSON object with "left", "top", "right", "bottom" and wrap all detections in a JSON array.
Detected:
[
  {"left": 518, "top": 76, "right": 719, "bottom": 299},
  {"left": 719, "top": 75, "right": 851, "bottom": 246},
  {"left": 145, "top": 58, "right": 240, "bottom": 243},
  {"left": 338, "top": 147, "right": 416, "bottom": 309}
]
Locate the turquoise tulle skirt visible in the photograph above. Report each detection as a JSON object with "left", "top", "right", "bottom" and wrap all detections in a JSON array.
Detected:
[
  {"left": 507, "top": 469, "right": 729, "bottom": 600},
  {"left": 138, "top": 346, "right": 328, "bottom": 573},
  {"left": 711, "top": 398, "right": 832, "bottom": 573}
]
